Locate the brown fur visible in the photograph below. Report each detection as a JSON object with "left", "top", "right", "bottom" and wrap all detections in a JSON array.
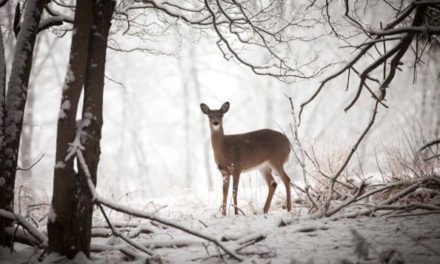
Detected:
[{"left": 201, "top": 102, "right": 292, "bottom": 215}]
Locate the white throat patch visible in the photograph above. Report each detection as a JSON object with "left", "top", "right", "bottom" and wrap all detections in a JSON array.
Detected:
[{"left": 212, "top": 125, "right": 220, "bottom": 131}]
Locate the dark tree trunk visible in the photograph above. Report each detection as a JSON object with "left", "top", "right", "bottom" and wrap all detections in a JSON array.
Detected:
[
  {"left": 0, "top": 0, "right": 46, "bottom": 247},
  {"left": 77, "top": 0, "right": 115, "bottom": 255},
  {"left": 0, "top": 20, "right": 6, "bottom": 247},
  {"left": 48, "top": 1, "right": 94, "bottom": 257}
]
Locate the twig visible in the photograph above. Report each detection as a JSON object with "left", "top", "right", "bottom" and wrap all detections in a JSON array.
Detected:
[
  {"left": 420, "top": 139, "right": 440, "bottom": 151},
  {"left": 425, "top": 153, "right": 440, "bottom": 161},
  {"left": 230, "top": 204, "right": 246, "bottom": 216},
  {"left": 324, "top": 100, "right": 380, "bottom": 215},
  {"left": 16, "top": 154, "right": 45, "bottom": 171},
  {"left": 286, "top": 95, "right": 321, "bottom": 212}
]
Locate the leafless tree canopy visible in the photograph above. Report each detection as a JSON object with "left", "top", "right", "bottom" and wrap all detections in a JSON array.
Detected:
[{"left": 300, "top": 0, "right": 440, "bottom": 119}]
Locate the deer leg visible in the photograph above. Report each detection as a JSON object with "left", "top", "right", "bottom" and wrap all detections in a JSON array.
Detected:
[
  {"left": 260, "top": 167, "right": 277, "bottom": 214},
  {"left": 221, "top": 172, "right": 230, "bottom": 215},
  {"left": 275, "top": 167, "right": 292, "bottom": 212},
  {"left": 232, "top": 171, "right": 241, "bottom": 215}
]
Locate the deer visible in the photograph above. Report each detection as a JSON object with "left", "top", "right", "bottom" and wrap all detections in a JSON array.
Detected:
[{"left": 200, "top": 102, "right": 292, "bottom": 215}]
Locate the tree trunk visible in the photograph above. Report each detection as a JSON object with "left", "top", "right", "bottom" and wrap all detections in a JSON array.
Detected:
[
  {"left": 190, "top": 46, "right": 213, "bottom": 191},
  {"left": 0, "top": 0, "right": 46, "bottom": 247},
  {"left": 0, "top": 21, "right": 6, "bottom": 247},
  {"left": 177, "top": 47, "right": 192, "bottom": 188},
  {"left": 48, "top": 1, "right": 94, "bottom": 257},
  {"left": 77, "top": 0, "right": 114, "bottom": 256}
]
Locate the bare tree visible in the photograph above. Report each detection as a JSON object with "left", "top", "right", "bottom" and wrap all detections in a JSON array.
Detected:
[
  {"left": 48, "top": 0, "right": 115, "bottom": 257},
  {"left": 0, "top": 0, "right": 7, "bottom": 248},
  {"left": 0, "top": 0, "right": 47, "bottom": 247},
  {"left": 77, "top": 0, "right": 115, "bottom": 255}
]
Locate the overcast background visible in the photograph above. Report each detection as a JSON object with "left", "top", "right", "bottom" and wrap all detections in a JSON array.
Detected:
[{"left": 1, "top": 1, "right": 437, "bottom": 205}]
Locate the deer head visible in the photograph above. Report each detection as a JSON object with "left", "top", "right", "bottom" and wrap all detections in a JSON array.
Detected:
[{"left": 200, "top": 102, "right": 230, "bottom": 131}]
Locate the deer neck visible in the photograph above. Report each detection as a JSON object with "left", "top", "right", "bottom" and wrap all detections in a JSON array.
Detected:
[{"left": 210, "top": 125, "right": 226, "bottom": 159}]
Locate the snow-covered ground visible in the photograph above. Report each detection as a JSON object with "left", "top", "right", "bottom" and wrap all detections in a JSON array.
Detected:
[{"left": 1, "top": 190, "right": 440, "bottom": 264}]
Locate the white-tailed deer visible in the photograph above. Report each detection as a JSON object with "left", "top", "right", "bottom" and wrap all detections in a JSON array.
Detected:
[{"left": 200, "top": 102, "right": 292, "bottom": 215}]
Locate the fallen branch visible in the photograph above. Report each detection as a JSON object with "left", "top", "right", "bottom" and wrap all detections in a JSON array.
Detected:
[
  {"left": 94, "top": 195, "right": 243, "bottom": 261},
  {"left": 340, "top": 181, "right": 439, "bottom": 219},
  {"left": 326, "top": 181, "right": 366, "bottom": 217},
  {"left": 91, "top": 228, "right": 114, "bottom": 238},
  {"left": 4, "top": 226, "right": 40, "bottom": 246},
  {"left": 0, "top": 209, "right": 47, "bottom": 246},
  {"left": 71, "top": 140, "right": 244, "bottom": 261},
  {"left": 127, "top": 225, "right": 155, "bottom": 238},
  {"left": 142, "top": 239, "right": 203, "bottom": 249},
  {"left": 355, "top": 203, "right": 440, "bottom": 218},
  {"left": 385, "top": 210, "right": 440, "bottom": 218},
  {"left": 97, "top": 204, "right": 155, "bottom": 256},
  {"left": 92, "top": 222, "right": 138, "bottom": 228},
  {"left": 381, "top": 181, "right": 422, "bottom": 205},
  {"left": 214, "top": 218, "right": 285, "bottom": 260},
  {"left": 91, "top": 243, "right": 147, "bottom": 260}
]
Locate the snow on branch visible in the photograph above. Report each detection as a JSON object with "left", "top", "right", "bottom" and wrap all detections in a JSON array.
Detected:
[{"left": 0, "top": 209, "right": 47, "bottom": 246}]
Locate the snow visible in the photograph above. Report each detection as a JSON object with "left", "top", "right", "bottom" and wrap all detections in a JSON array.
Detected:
[
  {"left": 82, "top": 112, "right": 94, "bottom": 127},
  {"left": 2, "top": 191, "right": 439, "bottom": 263},
  {"left": 61, "top": 100, "right": 71, "bottom": 111},
  {"left": 55, "top": 161, "right": 66, "bottom": 169},
  {"left": 63, "top": 66, "right": 75, "bottom": 89},
  {"left": 48, "top": 205, "right": 57, "bottom": 223},
  {"left": 58, "top": 99, "right": 71, "bottom": 119}
]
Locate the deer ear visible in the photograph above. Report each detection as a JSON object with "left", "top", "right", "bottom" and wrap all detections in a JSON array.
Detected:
[
  {"left": 200, "top": 103, "right": 210, "bottom": 114},
  {"left": 220, "top": 102, "right": 230, "bottom": 113}
]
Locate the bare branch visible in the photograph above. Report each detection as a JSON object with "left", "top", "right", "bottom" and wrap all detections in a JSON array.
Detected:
[
  {"left": 420, "top": 138, "right": 440, "bottom": 151},
  {"left": 323, "top": 100, "right": 380, "bottom": 215},
  {"left": 16, "top": 154, "right": 45, "bottom": 171}
]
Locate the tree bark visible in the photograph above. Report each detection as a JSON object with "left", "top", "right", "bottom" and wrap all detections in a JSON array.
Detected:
[
  {"left": 0, "top": 0, "right": 46, "bottom": 247},
  {"left": 0, "top": 20, "right": 6, "bottom": 247},
  {"left": 48, "top": 1, "right": 94, "bottom": 257},
  {"left": 77, "top": 0, "right": 115, "bottom": 256}
]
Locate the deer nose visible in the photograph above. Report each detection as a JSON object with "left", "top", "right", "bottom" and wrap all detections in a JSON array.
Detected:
[{"left": 212, "top": 121, "right": 220, "bottom": 126}]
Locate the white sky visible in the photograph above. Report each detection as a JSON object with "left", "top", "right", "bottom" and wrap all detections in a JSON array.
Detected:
[{"left": 3, "top": 1, "right": 437, "bottom": 202}]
